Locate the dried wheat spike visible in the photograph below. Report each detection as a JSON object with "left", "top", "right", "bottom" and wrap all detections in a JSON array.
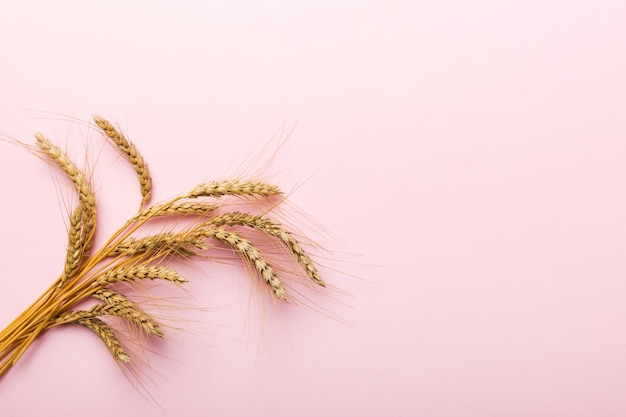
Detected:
[
  {"left": 76, "top": 317, "right": 131, "bottom": 363},
  {"left": 35, "top": 134, "right": 96, "bottom": 286},
  {"left": 210, "top": 212, "right": 325, "bottom": 287},
  {"left": 203, "top": 227, "right": 287, "bottom": 301},
  {"left": 54, "top": 309, "right": 90, "bottom": 323},
  {"left": 93, "top": 115, "right": 152, "bottom": 208},
  {"left": 93, "top": 289, "right": 163, "bottom": 337},
  {"left": 63, "top": 208, "right": 83, "bottom": 280},
  {"left": 94, "top": 265, "right": 187, "bottom": 287},
  {"left": 56, "top": 298, "right": 162, "bottom": 338},
  {"left": 187, "top": 179, "right": 282, "bottom": 199},
  {"left": 133, "top": 201, "right": 218, "bottom": 222},
  {"left": 109, "top": 232, "right": 207, "bottom": 258}
]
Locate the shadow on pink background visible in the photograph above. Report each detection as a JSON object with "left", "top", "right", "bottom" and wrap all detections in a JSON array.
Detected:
[{"left": 2, "top": 1, "right": 626, "bottom": 416}]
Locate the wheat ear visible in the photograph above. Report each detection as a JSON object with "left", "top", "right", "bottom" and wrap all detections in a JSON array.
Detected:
[
  {"left": 202, "top": 227, "right": 287, "bottom": 301},
  {"left": 187, "top": 179, "right": 282, "bottom": 199},
  {"left": 63, "top": 208, "right": 84, "bottom": 280},
  {"left": 209, "top": 212, "right": 325, "bottom": 287},
  {"left": 75, "top": 317, "right": 130, "bottom": 363},
  {"left": 93, "top": 265, "right": 187, "bottom": 287},
  {"left": 55, "top": 297, "right": 162, "bottom": 337},
  {"left": 35, "top": 134, "right": 96, "bottom": 287},
  {"left": 93, "top": 115, "right": 152, "bottom": 208},
  {"left": 109, "top": 232, "right": 207, "bottom": 258},
  {"left": 93, "top": 289, "right": 163, "bottom": 337},
  {"left": 132, "top": 201, "right": 218, "bottom": 222}
]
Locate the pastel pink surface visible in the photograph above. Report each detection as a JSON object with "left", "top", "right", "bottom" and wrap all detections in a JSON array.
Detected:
[{"left": 2, "top": 1, "right": 626, "bottom": 416}]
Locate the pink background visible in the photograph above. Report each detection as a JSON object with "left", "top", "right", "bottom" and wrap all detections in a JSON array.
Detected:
[{"left": 2, "top": 1, "right": 626, "bottom": 416}]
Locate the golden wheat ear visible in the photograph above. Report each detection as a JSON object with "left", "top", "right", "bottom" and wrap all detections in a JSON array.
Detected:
[
  {"left": 209, "top": 212, "right": 325, "bottom": 287},
  {"left": 48, "top": 311, "right": 131, "bottom": 363},
  {"left": 186, "top": 179, "right": 282, "bottom": 199},
  {"left": 200, "top": 227, "right": 288, "bottom": 301},
  {"left": 132, "top": 201, "right": 218, "bottom": 222},
  {"left": 93, "top": 290, "right": 163, "bottom": 337},
  {"left": 34, "top": 133, "right": 96, "bottom": 289},
  {"left": 76, "top": 317, "right": 131, "bottom": 363},
  {"left": 93, "top": 115, "right": 153, "bottom": 208},
  {"left": 108, "top": 231, "right": 207, "bottom": 258},
  {"left": 93, "top": 265, "right": 188, "bottom": 287}
]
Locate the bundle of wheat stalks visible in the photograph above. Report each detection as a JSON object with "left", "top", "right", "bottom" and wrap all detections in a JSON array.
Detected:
[{"left": 0, "top": 116, "right": 325, "bottom": 378}]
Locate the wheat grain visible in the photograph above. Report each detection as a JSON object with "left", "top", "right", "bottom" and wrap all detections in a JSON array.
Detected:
[{"left": 93, "top": 115, "right": 152, "bottom": 208}]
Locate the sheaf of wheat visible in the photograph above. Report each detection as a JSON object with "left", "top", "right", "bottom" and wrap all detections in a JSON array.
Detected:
[{"left": 0, "top": 115, "right": 326, "bottom": 379}]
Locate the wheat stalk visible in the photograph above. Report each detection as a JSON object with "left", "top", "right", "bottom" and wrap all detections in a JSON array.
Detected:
[{"left": 0, "top": 115, "right": 327, "bottom": 381}]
